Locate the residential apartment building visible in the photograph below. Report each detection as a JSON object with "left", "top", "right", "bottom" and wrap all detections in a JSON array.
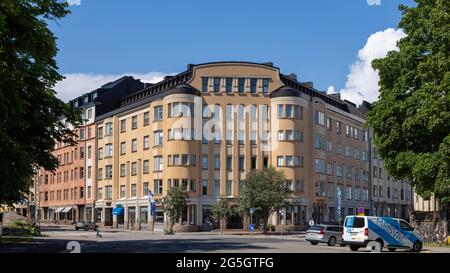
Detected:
[
  {"left": 354, "top": 104, "right": 414, "bottom": 220},
  {"left": 93, "top": 62, "right": 376, "bottom": 231},
  {"left": 35, "top": 76, "right": 145, "bottom": 223},
  {"left": 35, "top": 126, "right": 87, "bottom": 223},
  {"left": 370, "top": 146, "right": 413, "bottom": 219},
  {"left": 33, "top": 61, "right": 413, "bottom": 231}
]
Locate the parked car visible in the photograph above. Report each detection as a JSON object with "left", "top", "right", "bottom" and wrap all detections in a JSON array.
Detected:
[
  {"left": 342, "top": 215, "right": 423, "bottom": 252},
  {"left": 305, "top": 224, "right": 345, "bottom": 246},
  {"left": 75, "top": 221, "right": 98, "bottom": 231}
]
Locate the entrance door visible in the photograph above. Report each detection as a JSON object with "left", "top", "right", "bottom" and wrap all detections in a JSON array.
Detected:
[
  {"left": 104, "top": 208, "right": 112, "bottom": 226},
  {"left": 313, "top": 205, "right": 324, "bottom": 224}
]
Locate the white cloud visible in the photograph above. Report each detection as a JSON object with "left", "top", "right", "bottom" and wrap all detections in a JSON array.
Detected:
[
  {"left": 339, "top": 28, "right": 406, "bottom": 106},
  {"left": 367, "top": 0, "right": 381, "bottom": 5},
  {"left": 67, "top": 0, "right": 81, "bottom": 6},
  {"left": 54, "top": 72, "right": 171, "bottom": 102},
  {"left": 327, "top": 86, "right": 336, "bottom": 94}
]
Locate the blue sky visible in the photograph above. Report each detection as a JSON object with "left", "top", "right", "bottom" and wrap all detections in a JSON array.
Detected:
[{"left": 51, "top": 0, "right": 415, "bottom": 103}]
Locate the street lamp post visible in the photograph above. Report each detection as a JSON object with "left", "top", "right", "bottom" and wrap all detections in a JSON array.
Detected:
[{"left": 35, "top": 172, "right": 41, "bottom": 234}]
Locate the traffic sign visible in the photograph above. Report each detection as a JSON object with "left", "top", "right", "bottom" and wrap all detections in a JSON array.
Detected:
[
  {"left": 358, "top": 207, "right": 364, "bottom": 216},
  {"left": 249, "top": 208, "right": 254, "bottom": 214},
  {"left": 248, "top": 223, "right": 255, "bottom": 232},
  {"left": 151, "top": 202, "right": 156, "bottom": 216}
]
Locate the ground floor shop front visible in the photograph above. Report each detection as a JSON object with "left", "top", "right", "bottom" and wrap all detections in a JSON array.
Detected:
[
  {"left": 38, "top": 199, "right": 377, "bottom": 231},
  {"left": 39, "top": 205, "right": 85, "bottom": 224},
  {"left": 94, "top": 198, "right": 322, "bottom": 232}
]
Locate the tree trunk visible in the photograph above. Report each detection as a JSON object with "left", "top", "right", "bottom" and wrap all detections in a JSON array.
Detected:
[{"left": 262, "top": 215, "right": 268, "bottom": 234}]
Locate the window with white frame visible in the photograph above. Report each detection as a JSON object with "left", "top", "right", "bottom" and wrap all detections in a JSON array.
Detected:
[
  {"left": 326, "top": 117, "right": 332, "bottom": 130},
  {"left": 314, "top": 134, "right": 326, "bottom": 150},
  {"left": 345, "top": 145, "right": 351, "bottom": 158},
  {"left": 315, "top": 159, "right": 325, "bottom": 174},
  {"left": 154, "top": 131, "right": 163, "bottom": 146},
  {"left": 362, "top": 151, "right": 368, "bottom": 161},
  {"left": 143, "top": 111, "right": 150, "bottom": 126},
  {"left": 105, "top": 144, "right": 113, "bottom": 157},
  {"left": 314, "top": 111, "right": 325, "bottom": 125},
  {"left": 154, "top": 156, "right": 163, "bottom": 171},
  {"left": 345, "top": 187, "right": 352, "bottom": 200},
  {"left": 105, "top": 122, "right": 113, "bottom": 136},
  {"left": 214, "top": 180, "right": 220, "bottom": 196},
  {"left": 143, "top": 136, "right": 150, "bottom": 149},
  {"left": 105, "top": 165, "right": 112, "bottom": 179},
  {"left": 143, "top": 160, "right": 149, "bottom": 174},
  {"left": 154, "top": 106, "right": 163, "bottom": 121},
  {"left": 131, "top": 139, "right": 137, "bottom": 152},
  {"left": 277, "top": 130, "right": 283, "bottom": 141},
  {"left": 120, "top": 142, "right": 126, "bottom": 155},
  {"left": 336, "top": 164, "right": 342, "bottom": 177},
  {"left": 353, "top": 148, "right": 359, "bottom": 160},
  {"left": 277, "top": 156, "right": 283, "bottom": 167},
  {"left": 327, "top": 162, "right": 333, "bottom": 176},
  {"left": 131, "top": 162, "right": 137, "bottom": 176}
]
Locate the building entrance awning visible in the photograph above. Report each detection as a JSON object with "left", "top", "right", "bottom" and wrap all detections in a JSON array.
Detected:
[
  {"left": 112, "top": 207, "right": 124, "bottom": 215},
  {"left": 55, "top": 207, "right": 64, "bottom": 213},
  {"left": 62, "top": 207, "right": 72, "bottom": 213}
]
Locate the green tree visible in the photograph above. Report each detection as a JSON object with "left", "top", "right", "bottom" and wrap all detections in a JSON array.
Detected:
[
  {"left": 237, "top": 166, "right": 292, "bottom": 234},
  {"left": 162, "top": 186, "right": 189, "bottom": 234},
  {"left": 368, "top": 0, "right": 450, "bottom": 204},
  {"left": 211, "top": 198, "right": 234, "bottom": 235},
  {"left": 0, "top": 0, "right": 80, "bottom": 205}
]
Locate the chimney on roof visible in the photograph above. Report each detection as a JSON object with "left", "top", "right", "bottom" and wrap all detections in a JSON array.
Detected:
[
  {"left": 287, "top": 73, "right": 298, "bottom": 81},
  {"left": 302, "top": 81, "right": 313, "bottom": 88},
  {"left": 362, "top": 100, "right": 372, "bottom": 108},
  {"left": 262, "top": 62, "right": 273, "bottom": 67}
]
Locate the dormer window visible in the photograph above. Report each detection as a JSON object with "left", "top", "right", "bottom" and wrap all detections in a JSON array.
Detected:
[
  {"left": 250, "top": 78, "right": 257, "bottom": 93},
  {"left": 201, "top": 77, "right": 208, "bottom": 93},
  {"left": 263, "top": 79, "right": 269, "bottom": 93},
  {"left": 238, "top": 78, "right": 245, "bottom": 93},
  {"left": 213, "top": 77, "right": 221, "bottom": 92}
]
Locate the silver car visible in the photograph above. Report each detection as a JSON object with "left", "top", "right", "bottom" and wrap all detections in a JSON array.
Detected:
[
  {"left": 75, "top": 221, "right": 98, "bottom": 231},
  {"left": 305, "top": 225, "right": 345, "bottom": 246}
]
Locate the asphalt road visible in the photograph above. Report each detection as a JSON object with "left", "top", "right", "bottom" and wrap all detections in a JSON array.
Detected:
[{"left": 0, "top": 225, "right": 448, "bottom": 253}]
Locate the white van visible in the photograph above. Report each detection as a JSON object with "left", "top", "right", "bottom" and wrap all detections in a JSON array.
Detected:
[{"left": 342, "top": 215, "right": 423, "bottom": 252}]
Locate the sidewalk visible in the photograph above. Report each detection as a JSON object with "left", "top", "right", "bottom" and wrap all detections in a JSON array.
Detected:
[{"left": 175, "top": 229, "right": 306, "bottom": 237}]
